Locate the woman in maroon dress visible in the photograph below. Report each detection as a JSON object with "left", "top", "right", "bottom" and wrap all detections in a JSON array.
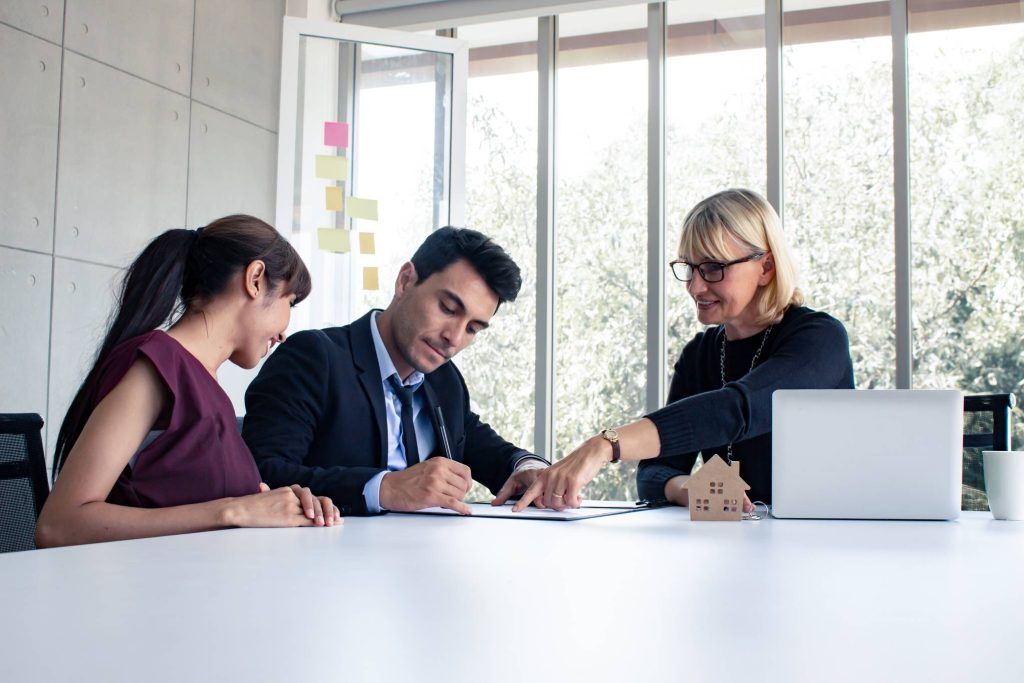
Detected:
[{"left": 36, "top": 215, "right": 341, "bottom": 547}]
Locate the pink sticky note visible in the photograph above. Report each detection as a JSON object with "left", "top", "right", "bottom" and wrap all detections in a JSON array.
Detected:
[{"left": 324, "top": 121, "right": 349, "bottom": 148}]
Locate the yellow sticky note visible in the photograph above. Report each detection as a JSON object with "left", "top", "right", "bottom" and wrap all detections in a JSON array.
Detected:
[
  {"left": 315, "top": 155, "right": 348, "bottom": 181},
  {"left": 358, "top": 231, "right": 375, "bottom": 255},
  {"left": 362, "top": 266, "right": 379, "bottom": 291},
  {"left": 325, "top": 186, "right": 343, "bottom": 212},
  {"left": 347, "top": 197, "right": 378, "bottom": 221},
  {"left": 317, "top": 228, "right": 350, "bottom": 253}
]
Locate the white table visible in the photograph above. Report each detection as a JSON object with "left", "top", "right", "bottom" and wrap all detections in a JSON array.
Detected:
[{"left": 2, "top": 509, "right": 1022, "bottom": 683}]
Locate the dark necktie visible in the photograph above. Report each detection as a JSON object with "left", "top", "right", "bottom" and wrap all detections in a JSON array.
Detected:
[{"left": 387, "top": 375, "right": 420, "bottom": 466}]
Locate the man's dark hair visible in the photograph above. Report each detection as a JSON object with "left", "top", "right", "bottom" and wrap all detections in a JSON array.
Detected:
[{"left": 410, "top": 226, "right": 522, "bottom": 305}]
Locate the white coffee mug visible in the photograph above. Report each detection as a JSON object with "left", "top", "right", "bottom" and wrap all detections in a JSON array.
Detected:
[{"left": 983, "top": 450, "right": 1024, "bottom": 521}]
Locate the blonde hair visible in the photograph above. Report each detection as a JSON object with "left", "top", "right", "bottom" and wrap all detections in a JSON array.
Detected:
[{"left": 677, "top": 188, "right": 803, "bottom": 326}]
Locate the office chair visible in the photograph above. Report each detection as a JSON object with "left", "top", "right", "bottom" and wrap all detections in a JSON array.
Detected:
[
  {"left": 0, "top": 413, "right": 50, "bottom": 553},
  {"left": 961, "top": 393, "right": 1016, "bottom": 511}
]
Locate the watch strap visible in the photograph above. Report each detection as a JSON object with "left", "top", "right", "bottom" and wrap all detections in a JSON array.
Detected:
[{"left": 601, "top": 429, "right": 621, "bottom": 463}]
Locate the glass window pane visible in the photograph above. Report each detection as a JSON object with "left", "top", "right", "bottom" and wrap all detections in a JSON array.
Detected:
[
  {"left": 289, "top": 36, "right": 452, "bottom": 330},
  {"left": 665, "top": 0, "right": 767, "bottom": 378},
  {"left": 556, "top": 5, "right": 648, "bottom": 499},
  {"left": 456, "top": 20, "right": 539, "bottom": 455},
  {"left": 782, "top": 0, "right": 895, "bottom": 388},
  {"left": 908, "top": 1, "right": 1024, "bottom": 508},
  {"left": 354, "top": 44, "right": 452, "bottom": 313}
]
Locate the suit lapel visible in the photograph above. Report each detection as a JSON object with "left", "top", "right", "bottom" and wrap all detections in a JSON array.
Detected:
[{"left": 351, "top": 311, "right": 389, "bottom": 469}]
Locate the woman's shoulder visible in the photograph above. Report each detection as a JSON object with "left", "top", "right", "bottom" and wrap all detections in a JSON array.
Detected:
[
  {"left": 686, "top": 325, "right": 720, "bottom": 349},
  {"left": 93, "top": 331, "right": 174, "bottom": 404},
  {"left": 106, "top": 330, "right": 212, "bottom": 393},
  {"left": 104, "top": 329, "right": 185, "bottom": 360},
  {"left": 778, "top": 306, "right": 850, "bottom": 343},
  {"left": 104, "top": 329, "right": 161, "bottom": 357},
  {"left": 676, "top": 325, "right": 722, "bottom": 363},
  {"left": 97, "top": 331, "right": 164, "bottom": 375},
  {"left": 127, "top": 330, "right": 198, "bottom": 371}
]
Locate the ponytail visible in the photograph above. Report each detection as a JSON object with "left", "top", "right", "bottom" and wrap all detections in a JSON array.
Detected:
[{"left": 52, "top": 215, "right": 310, "bottom": 479}]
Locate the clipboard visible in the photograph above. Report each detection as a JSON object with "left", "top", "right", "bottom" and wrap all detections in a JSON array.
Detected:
[{"left": 394, "top": 500, "right": 661, "bottom": 521}]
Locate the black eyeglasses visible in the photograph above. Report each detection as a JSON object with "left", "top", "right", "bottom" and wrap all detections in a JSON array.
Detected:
[{"left": 669, "top": 252, "right": 765, "bottom": 283}]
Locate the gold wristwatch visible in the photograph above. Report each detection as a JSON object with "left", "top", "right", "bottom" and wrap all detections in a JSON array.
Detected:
[{"left": 600, "top": 429, "right": 621, "bottom": 463}]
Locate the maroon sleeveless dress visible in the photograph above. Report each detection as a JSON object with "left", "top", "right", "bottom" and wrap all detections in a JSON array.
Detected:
[{"left": 94, "top": 330, "right": 261, "bottom": 508}]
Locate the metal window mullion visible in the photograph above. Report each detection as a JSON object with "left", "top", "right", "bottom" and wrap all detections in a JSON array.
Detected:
[
  {"left": 766, "top": 0, "right": 783, "bottom": 216},
  {"left": 345, "top": 44, "right": 361, "bottom": 323},
  {"left": 536, "top": 16, "right": 557, "bottom": 460},
  {"left": 646, "top": 3, "right": 666, "bottom": 414},
  {"left": 433, "top": 28, "right": 454, "bottom": 229},
  {"left": 892, "top": 0, "right": 912, "bottom": 389}
]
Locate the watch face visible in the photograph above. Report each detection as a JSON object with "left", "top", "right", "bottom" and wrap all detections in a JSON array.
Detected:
[{"left": 603, "top": 429, "right": 619, "bottom": 441}]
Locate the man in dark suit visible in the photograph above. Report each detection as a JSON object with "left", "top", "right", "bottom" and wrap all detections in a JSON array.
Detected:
[{"left": 242, "top": 227, "right": 548, "bottom": 516}]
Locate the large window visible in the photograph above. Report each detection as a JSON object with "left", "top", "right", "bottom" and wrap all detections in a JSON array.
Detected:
[
  {"left": 352, "top": 45, "right": 444, "bottom": 313},
  {"left": 457, "top": 19, "right": 539, "bottom": 460},
  {"left": 555, "top": 5, "right": 649, "bottom": 499},
  {"left": 908, "top": 0, "right": 1024, "bottom": 507},
  {"left": 380, "top": 0, "right": 1023, "bottom": 506},
  {"left": 665, "top": 0, "right": 767, "bottom": 377},
  {"left": 783, "top": 0, "right": 896, "bottom": 389}
]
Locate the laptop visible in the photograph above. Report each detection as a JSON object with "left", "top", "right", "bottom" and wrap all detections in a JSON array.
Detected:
[{"left": 772, "top": 390, "right": 962, "bottom": 520}]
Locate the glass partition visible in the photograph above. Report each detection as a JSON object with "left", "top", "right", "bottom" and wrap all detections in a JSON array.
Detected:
[{"left": 278, "top": 20, "right": 465, "bottom": 332}]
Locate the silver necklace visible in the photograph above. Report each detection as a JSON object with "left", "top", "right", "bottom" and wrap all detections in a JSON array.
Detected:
[{"left": 719, "top": 325, "right": 772, "bottom": 463}]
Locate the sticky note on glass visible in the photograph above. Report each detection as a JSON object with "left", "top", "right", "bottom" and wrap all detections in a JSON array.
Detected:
[
  {"left": 325, "top": 186, "right": 343, "bottom": 212},
  {"left": 363, "top": 266, "right": 379, "bottom": 291},
  {"left": 358, "top": 232, "right": 375, "bottom": 255},
  {"left": 315, "top": 155, "right": 348, "bottom": 181},
  {"left": 317, "top": 228, "right": 350, "bottom": 253},
  {"left": 324, "top": 121, "right": 349, "bottom": 148},
  {"left": 347, "top": 197, "right": 378, "bottom": 221}
]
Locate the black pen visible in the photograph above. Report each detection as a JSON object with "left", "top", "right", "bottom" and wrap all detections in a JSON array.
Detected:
[{"left": 434, "top": 405, "right": 454, "bottom": 459}]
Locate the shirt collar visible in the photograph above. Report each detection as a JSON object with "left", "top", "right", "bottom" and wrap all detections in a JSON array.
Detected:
[{"left": 370, "top": 311, "right": 425, "bottom": 390}]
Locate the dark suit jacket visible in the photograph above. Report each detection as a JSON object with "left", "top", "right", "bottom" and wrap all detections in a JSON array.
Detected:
[{"left": 242, "top": 311, "right": 541, "bottom": 515}]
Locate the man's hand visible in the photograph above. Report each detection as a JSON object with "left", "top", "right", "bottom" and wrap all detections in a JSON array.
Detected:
[
  {"left": 379, "top": 458, "right": 473, "bottom": 514},
  {"left": 491, "top": 466, "right": 546, "bottom": 506}
]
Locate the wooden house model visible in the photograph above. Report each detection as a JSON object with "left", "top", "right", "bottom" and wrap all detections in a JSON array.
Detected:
[{"left": 681, "top": 454, "right": 750, "bottom": 521}]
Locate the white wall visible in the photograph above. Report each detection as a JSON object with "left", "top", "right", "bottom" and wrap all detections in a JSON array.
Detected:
[{"left": 0, "top": 0, "right": 287, "bottom": 467}]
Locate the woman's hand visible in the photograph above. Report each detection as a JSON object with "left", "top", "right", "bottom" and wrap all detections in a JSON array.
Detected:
[
  {"left": 280, "top": 483, "right": 343, "bottom": 526},
  {"left": 663, "top": 475, "right": 690, "bottom": 507},
  {"left": 225, "top": 484, "right": 342, "bottom": 528},
  {"left": 512, "top": 437, "right": 613, "bottom": 512}
]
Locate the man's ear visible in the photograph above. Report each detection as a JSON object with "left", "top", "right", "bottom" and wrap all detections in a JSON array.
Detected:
[
  {"left": 758, "top": 252, "right": 775, "bottom": 286},
  {"left": 243, "top": 260, "right": 266, "bottom": 300},
  {"left": 394, "top": 261, "right": 419, "bottom": 297}
]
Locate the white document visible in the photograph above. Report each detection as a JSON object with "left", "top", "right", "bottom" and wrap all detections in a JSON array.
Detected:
[{"left": 395, "top": 501, "right": 651, "bottom": 521}]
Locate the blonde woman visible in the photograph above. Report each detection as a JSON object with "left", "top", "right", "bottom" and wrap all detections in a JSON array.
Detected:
[{"left": 506, "top": 188, "right": 854, "bottom": 512}]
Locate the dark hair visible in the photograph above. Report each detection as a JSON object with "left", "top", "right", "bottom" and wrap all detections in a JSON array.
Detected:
[
  {"left": 52, "top": 214, "right": 311, "bottom": 479},
  {"left": 410, "top": 226, "right": 522, "bottom": 305}
]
